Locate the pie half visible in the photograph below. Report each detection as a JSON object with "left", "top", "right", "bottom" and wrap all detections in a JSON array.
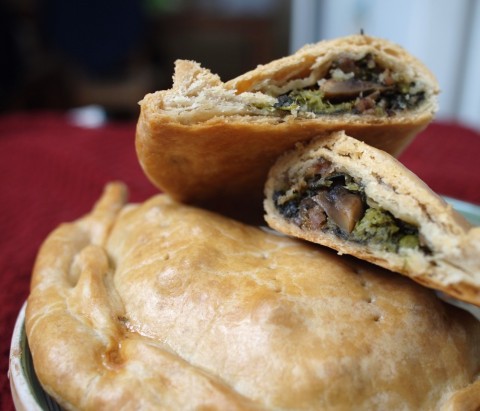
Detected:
[
  {"left": 264, "top": 131, "right": 480, "bottom": 306},
  {"left": 136, "top": 34, "right": 439, "bottom": 214}
]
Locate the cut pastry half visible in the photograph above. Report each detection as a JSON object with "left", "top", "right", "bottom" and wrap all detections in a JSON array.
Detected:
[
  {"left": 136, "top": 35, "right": 439, "bottom": 213},
  {"left": 264, "top": 131, "right": 480, "bottom": 306}
]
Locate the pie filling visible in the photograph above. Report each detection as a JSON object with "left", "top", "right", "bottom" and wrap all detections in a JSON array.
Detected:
[
  {"left": 273, "top": 159, "right": 428, "bottom": 253},
  {"left": 269, "top": 54, "right": 425, "bottom": 117}
]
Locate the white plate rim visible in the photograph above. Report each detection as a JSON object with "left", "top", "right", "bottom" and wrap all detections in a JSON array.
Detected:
[{"left": 9, "top": 302, "right": 43, "bottom": 411}]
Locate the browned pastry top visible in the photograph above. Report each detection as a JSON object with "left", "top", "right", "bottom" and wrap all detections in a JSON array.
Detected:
[{"left": 26, "top": 183, "right": 480, "bottom": 410}]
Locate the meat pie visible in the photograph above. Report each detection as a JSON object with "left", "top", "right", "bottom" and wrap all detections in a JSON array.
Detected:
[
  {"left": 136, "top": 35, "right": 439, "bottom": 214},
  {"left": 264, "top": 131, "right": 480, "bottom": 306}
]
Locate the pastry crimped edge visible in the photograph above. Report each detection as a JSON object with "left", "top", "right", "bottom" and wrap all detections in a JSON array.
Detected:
[
  {"left": 136, "top": 34, "right": 439, "bottom": 210},
  {"left": 264, "top": 131, "right": 480, "bottom": 306},
  {"left": 25, "top": 183, "right": 265, "bottom": 411},
  {"left": 24, "top": 182, "right": 480, "bottom": 410}
]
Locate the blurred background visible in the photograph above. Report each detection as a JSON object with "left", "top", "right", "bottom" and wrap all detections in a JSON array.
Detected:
[{"left": 1, "top": 0, "right": 479, "bottom": 129}]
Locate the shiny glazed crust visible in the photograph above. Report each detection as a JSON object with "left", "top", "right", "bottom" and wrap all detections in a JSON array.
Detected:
[
  {"left": 26, "top": 183, "right": 480, "bottom": 410},
  {"left": 136, "top": 35, "right": 439, "bottom": 212},
  {"left": 264, "top": 131, "right": 480, "bottom": 306}
]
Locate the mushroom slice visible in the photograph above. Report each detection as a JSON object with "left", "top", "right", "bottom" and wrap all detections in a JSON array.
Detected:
[
  {"left": 320, "top": 78, "right": 391, "bottom": 102},
  {"left": 312, "top": 186, "right": 365, "bottom": 233}
]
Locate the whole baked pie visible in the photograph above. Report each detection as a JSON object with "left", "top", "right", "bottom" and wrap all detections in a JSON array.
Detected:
[{"left": 26, "top": 183, "right": 480, "bottom": 410}]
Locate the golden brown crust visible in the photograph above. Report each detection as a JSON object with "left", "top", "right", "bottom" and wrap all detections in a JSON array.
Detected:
[
  {"left": 136, "top": 35, "right": 439, "bottom": 214},
  {"left": 26, "top": 183, "right": 480, "bottom": 410},
  {"left": 264, "top": 131, "right": 480, "bottom": 306}
]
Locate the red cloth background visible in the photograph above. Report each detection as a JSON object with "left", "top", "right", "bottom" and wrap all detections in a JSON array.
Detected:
[{"left": 1, "top": 112, "right": 479, "bottom": 410}]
